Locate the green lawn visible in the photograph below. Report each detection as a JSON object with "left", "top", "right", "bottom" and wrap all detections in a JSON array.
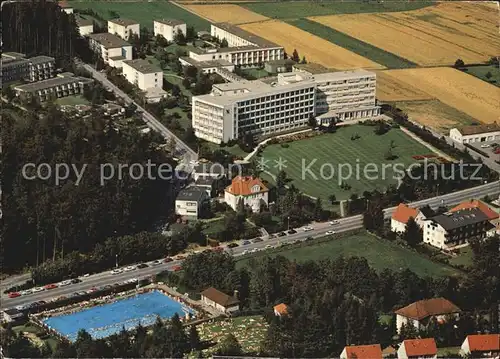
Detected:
[
  {"left": 55, "top": 95, "right": 90, "bottom": 106},
  {"left": 238, "top": 68, "right": 271, "bottom": 80},
  {"left": 243, "top": 1, "right": 434, "bottom": 19},
  {"left": 13, "top": 323, "right": 59, "bottom": 351},
  {"left": 207, "top": 142, "right": 249, "bottom": 159},
  {"left": 236, "top": 231, "right": 460, "bottom": 278},
  {"left": 287, "top": 19, "right": 416, "bottom": 69},
  {"left": 449, "top": 246, "right": 474, "bottom": 268},
  {"left": 463, "top": 65, "right": 500, "bottom": 87},
  {"left": 70, "top": 2, "right": 210, "bottom": 31},
  {"left": 260, "top": 125, "right": 430, "bottom": 201}
]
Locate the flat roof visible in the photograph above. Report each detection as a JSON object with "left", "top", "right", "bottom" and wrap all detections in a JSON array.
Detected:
[
  {"left": 89, "top": 33, "right": 130, "bottom": 49},
  {"left": 180, "top": 57, "right": 233, "bottom": 68},
  {"left": 176, "top": 187, "right": 207, "bottom": 201},
  {"left": 123, "top": 59, "right": 161, "bottom": 74},
  {"left": 76, "top": 16, "right": 93, "bottom": 27},
  {"left": 29, "top": 55, "right": 55, "bottom": 65},
  {"left": 155, "top": 18, "right": 185, "bottom": 26},
  {"left": 213, "top": 22, "right": 279, "bottom": 48},
  {"left": 1, "top": 57, "right": 29, "bottom": 67},
  {"left": 311, "top": 69, "right": 376, "bottom": 82},
  {"left": 108, "top": 18, "right": 138, "bottom": 27},
  {"left": 2, "top": 52, "right": 26, "bottom": 59},
  {"left": 15, "top": 76, "right": 92, "bottom": 93},
  {"left": 293, "top": 62, "right": 329, "bottom": 74}
]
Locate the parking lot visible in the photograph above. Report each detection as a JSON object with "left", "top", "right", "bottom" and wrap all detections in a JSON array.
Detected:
[{"left": 467, "top": 140, "right": 500, "bottom": 159}]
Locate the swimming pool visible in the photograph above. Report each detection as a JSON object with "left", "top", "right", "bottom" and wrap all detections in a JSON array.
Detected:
[{"left": 43, "top": 291, "right": 193, "bottom": 341}]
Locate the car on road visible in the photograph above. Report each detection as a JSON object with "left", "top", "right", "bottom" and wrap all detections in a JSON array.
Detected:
[
  {"left": 124, "top": 265, "right": 136, "bottom": 272},
  {"left": 77, "top": 291, "right": 87, "bottom": 296},
  {"left": 82, "top": 273, "right": 90, "bottom": 278},
  {"left": 326, "top": 230, "right": 336, "bottom": 235},
  {"left": 278, "top": 232, "right": 287, "bottom": 237},
  {"left": 110, "top": 269, "right": 123, "bottom": 275},
  {"left": 16, "top": 304, "right": 28, "bottom": 311},
  {"left": 71, "top": 278, "right": 82, "bottom": 284},
  {"left": 59, "top": 280, "right": 72, "bottom": 287},
  {"left": 252, "top": 238, "right": 263, "bottom": 243},
  {"left": 151, "top": 260, "right": 162, "bottom": 266},
  {"left": 329, "top": 220, "right": 340, "bottom": 225},
  {"left": 227, "top": 243, "right": 239, "bottom": 248},
  {"left": 303, "top": 226, "right": 314, "bottom": 232},
  {"left": 32, "top": 287, "right": 45, "bottom": 293},
  {"left": 137, "top": 263, "right": 149, "bottom": 268},
  {"left": 20, "top": 289, "right": 33, "bottom": 296},
  {"left": 44, "top": 284, "right": 57, "bottom": 290},
  {"left": 8, "top": 292, "right": 21, "bottom": 298},
  {"left": 127, "top": 278, "right": 138, "bottom": 283},
  {"left": 480, "top": 144, "right": 490, "bottom": 148},
  {"left": 288, "top": 229, "right": 297, "bottom": 234},
  {"left": 163, "top": 257, "right": 173, "bottom": 263},
  {"left": 242, "top": 240, "right": 251, "bottom": 245},
  {"left": 265, "top": 244, "right": 272, "bottom": 249}
]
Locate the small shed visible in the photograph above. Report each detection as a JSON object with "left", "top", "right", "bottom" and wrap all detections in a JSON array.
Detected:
[{"left": 200, "top": 287, "right": 239, "bottom": 314}]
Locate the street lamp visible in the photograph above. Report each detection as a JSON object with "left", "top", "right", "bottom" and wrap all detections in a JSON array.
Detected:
[
  {"left": 287, "top": 216, "right": 290, "bottom": 231},
  {"left": 115, "top": 254, "right": 118, "bottom": 268}
]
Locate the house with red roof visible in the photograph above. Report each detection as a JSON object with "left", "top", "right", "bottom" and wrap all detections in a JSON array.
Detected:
[
  {"left": 451, "top": 199, "right": 500, "bottom": 236},
  {"left": 224, "top": 176, "right": 268, "bottom": 213},
  {"left": 273, "top": 303, "right": 288, "bottom": 317},
  {"left": 340, "top": 344, "right": 382, "bottom": 359},
  {"left": 397, "top": 338, "right": 437, "bottom": 359},
  {"left": 391, "top": 203, "right": 427, "bottom": 233},
  {"left": 394, "top": 298, "right": 461, "bottom": 334},
  {"left": 460, "top": 334, "right": 500, "bottom": 358}
]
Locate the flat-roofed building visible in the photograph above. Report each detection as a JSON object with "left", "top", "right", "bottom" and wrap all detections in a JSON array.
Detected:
[
  {"left": 76, "top": 16, "right": 94, "bottom": 36},
  {"left": 14, "top": 72, "right": 93, "bottom": 101},
  {"left": 88, "top": 33, "right": 133, "bottom": 68},
  {"left": 1, "top": 52, "right": 30, "bottom": 85},
  {"left": 28, "top": 56, "right": 55, "bottom": 82},
  {"left": 179, "top": 57, "right": 235, "bottom": 74},
  {"left": 122, "top": 59, "right": 166, "bottom": 102},
  {"left": 108, "top": 18, "right": 140, "bottom": 40},
  {"left": 292, "top": 62, "right": 329, "bottom": 75},
  {"left": 154, "top": 19, "right": 186, "bottom": 42},
  {"left": 450, "top": 123, "right": 500, "bottom": 144}
]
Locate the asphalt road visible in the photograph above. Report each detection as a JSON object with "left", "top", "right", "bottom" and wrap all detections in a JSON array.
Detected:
[
  {"left": 3, "top": 180, "right": 499, "bottom": 309},
  {"left": 81, "top": 64, "right": 198, "bottom": 164}
]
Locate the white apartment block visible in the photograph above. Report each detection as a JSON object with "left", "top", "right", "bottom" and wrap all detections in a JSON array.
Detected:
[
  {"left": 192, "top": 79, "right": 316, "bottom": 144},
  {"left": 88, "top": 33, "right": 133, "bottom": 68},
  {"left": 108, "top": 18, "right": 140, "bottom": 41},
  {"left": 14, "top": 72, "right": 92, "bottom": 101},
  {"left": 76, "top": 17, "right": 94, "bottom": 36},
  {"left": 449, "top": 123, "right": 500, "bottom": 144},
  {"left": 122, "top": 59, "right": 166, "bottom": 102},
  {"left": 192, "top": 69, "right": 380, "bottom": 144},
  {"left": 154, "top": 19, "right": 186, "bottom": 42}
]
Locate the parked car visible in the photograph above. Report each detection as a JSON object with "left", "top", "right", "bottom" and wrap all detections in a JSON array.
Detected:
[
  {"left": 278, "top": 232, "right": 287, "bottom": 237},
  {"left": 288, "top": 229, "right": 297, "bottom": 234},
  {"left": 303, "top": 226, "right": 314, "bottom": 232},
  {"left": 242, "top": 240, "right": 251, "bottom": 245},
  {"left": 136, "top": 263, "right": 149, "bottom": 268},
  {"left": 252, "top": 238, "right": 263, "bottom": 243},
  {"left": 329, "top": 220, "right": 340, "bottom": 225},
  {"left": 20, "top": 289, "right": 33, "bottom": 296},
  {"left": 151, "top": 260, "right": 162, "bottom": 266},
  {"left": 163, "top": 257, "right": 173, "bottom": 263},
  {"left": 242, "top": 249, "right": 249, "bottom": 255},
  {"left": 176, "top": 255, "right": 185, "bottom": 260},
  {"left": 124, "top": 265, "right": 136, "bottom": 272},
  {"left": 32, "top": 287, "right": 45, "bottom": 293},
  {"left": 265, "top": 244, "right": 272, "bottom": 249},
  {"left": 227, "top": 242, "right": 239, "bottom": 248},
  {"left": 110, "top": 269, "right": 123, "bottom": 275},
  {"left": 71, "top": 278, "right": 81, "bottom": 284},
  {"left": 480, "top": 144, "right": 490, "bottom": 148},
  {"left": 44, "top": 283, "right": 57, "bottom": 290},
  {"left": 59, "top": 280, "right": 72, "bottom": 286},
  {"left": 8, "top": 292, "right": 21, "bottom": 298},
  {"left": 326, "top": 230, "right": 336, "bottom": 235}
]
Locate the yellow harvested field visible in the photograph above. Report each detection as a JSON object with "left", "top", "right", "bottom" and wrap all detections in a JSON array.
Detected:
[
  {"left": 310, "top": 2, "right": 500, "bottom": 66},
  {"left": 183, "top": 4, "right": 268, "bottom": 24},
  {"left": 376, "top": 72, "right": 433, "bottom": 102},
  {"left": 377, "top": 68, "right": 500, "bottom": 124},
  {"left": 239, "top": 20, "right": 385, "bottom": 70}
]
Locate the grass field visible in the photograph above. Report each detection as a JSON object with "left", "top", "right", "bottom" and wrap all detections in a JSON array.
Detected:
[
  {"left": 376, "top": 67, "right": 500, "bottom": 124},
  {"left": 448, "top": 246, "right": 474, "bottom": 268},
  {"left": 242, "top": 1, "right": 434, "bottom": 19},
  {"left": 183, "top": 4, "right": 268, "bottom": 24},
  {"left": 288, "top": 18, "right": 415, "bottom": 69},
  {"left": 463, "top": 65, "right": 500, "bottom": 88},
  {"left": 239, "top": 20, "right": 385, "bottom": 70},
  {"left": 236, "top": 231, "right": 460, "bottom": 278},
  {"left": 260, "top": 125, "right": 430, "bottom": 201},
  {"left": 70, "top": 2, "right": 210, "bottom": 30},
  {"left": 392, "top": 100, "right": 479, "bottom": 134},
  {"left": 309, "top": 2, "right": 499, "bottom": 66},
  {"left": 13, "top": 324, "right": 59, "bottom": 351},
  {"left": 55, "top": 95, "right": 90, "bottom": 106}
]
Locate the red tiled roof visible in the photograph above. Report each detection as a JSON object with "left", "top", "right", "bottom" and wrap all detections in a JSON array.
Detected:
[
  {"left": 273, "top": 303, "right": 288, "bottom": 315},
  {"left": 344, "top": 344, "right": 382, "bottom": 359},
  {"left": 225, "top": 176, "right": 268, "bottom": 196},
  {"left": 450, "top": 200, "right": 499, "bottom": 221},
  {"left": 466, "top": 334, "right": 500, "bottom": 352},
  {"left": 394, "top": 298, "right": 461, "bottom": 320},
  {"left": 403, "top": 338, "right": 437, "bottom": 357},
  {"left": 392, "top": 203, "right": 419, "bottom": 224}
]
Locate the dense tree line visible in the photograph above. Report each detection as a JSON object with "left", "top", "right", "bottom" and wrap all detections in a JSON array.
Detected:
[
  {"left": 1, "top": 106, "right": 176, "bottom": 271},
  {"left": 2, "top": 0, "right": 93, "bottom": 67}
]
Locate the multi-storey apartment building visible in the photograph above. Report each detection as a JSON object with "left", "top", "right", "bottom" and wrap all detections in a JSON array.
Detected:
[
  {"left": 14, "top": 72, "right": 92, "bottom": 101},
  {"left": 76, "top": 17, "right": 94, "bottom": 36},
  {"left": 1, "top": 53, "right": 55, "bottom": 85},
  {"left": 192, "top": 79, "right": 316, "bottom": 144},
  {"left": 108, "top": 18, "right": 140, "bottom": 40},
  {"left": 88, "top": 33, "right": 133, "bottom": 68},
  {"left": 153, "top": 19, "right": 186, "bottom": 42},
  {"left": 27, "top": 56, "right": 55, "bottom": 82},
  {"left": 122, "top": 59, "right": 166, "bottom": 102}
]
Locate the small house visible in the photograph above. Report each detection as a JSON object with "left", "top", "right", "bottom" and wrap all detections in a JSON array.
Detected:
[
  {"left": 391, "top": 203, "right": 426, "bottom": 233},
  {"left": 397, "top": 338, "right": 437, "bottom": 359},
  {"left": 175, "top": 186, "right": 209, "bottom": 219},
  {"left": 273, "top": 303, "right": 288, "bottom": 317},
  {"left": 460, "top": 334, "right": 500, "bottom": 358},
  {"left": 200, "top": 287, "right": 239, "bottom": 314},
  {"left": 341, "top": 344, "right": 382, "bottom": 359}
]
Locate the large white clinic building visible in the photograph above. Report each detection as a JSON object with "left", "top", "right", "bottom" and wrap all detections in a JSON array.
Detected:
[
  {"left": 153, "top": 19, "right": 186, "bottom": 42},
  {"left": 122, "top": 59, "right": 166, "bottom": 102},
  {"left": 192, "top": 70, "right": 380, "bottom": 144},
  {"left": 88, "top": 33, "right": 133, "bottom": 68},
  {"left": 108, "top": 18, "right": 140, "bottom": 41}
]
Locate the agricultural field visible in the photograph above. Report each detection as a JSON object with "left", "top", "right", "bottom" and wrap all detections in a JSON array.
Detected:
[
  {"left": 463, "top": 65, "right": 500, "bottom": 88},
  {"left": 236, "top": 231, "right": 460, "bottom": 278},
  {"left": 288, "top": 19, "right": 415, "bottom": 69},
  {"left": 183, "top": 4, "right": 268, "bottom": 24},
  {"left": 260, "top": 125, "right": 430, "bottom": 201},
  {"left": 69, "top": 2, "right": 210, "bottom": 30},
  {"left": 376, "top": 67, "right": 500, "bottom": 124},
  {"left": 309, "top": 2, "right": 499, "bottom": 66},
  {"left": 242, "top": 1, "right": 434, "bottom": 19},
  {"left": 394, "top": 100, "right": 478, "bottom": 134},
  {"left": 239, "top": 20, "right": 385, "bottom": 70}
]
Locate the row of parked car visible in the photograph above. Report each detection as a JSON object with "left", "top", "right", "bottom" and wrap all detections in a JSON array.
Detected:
[{"left": 7, "top": 278, "right": 83, "bottom": 299}]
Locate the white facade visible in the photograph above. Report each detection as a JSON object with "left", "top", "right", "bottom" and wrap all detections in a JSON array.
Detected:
[
  {"left": 78, "top": 24, "right": 94, "bottom": 36},
  {"left": 154, "top": 20, "right": 186, "bottom": 42},
  {"left": 225, "top": 189, "right": 269, "bottom": 213},
  {"left": 450, "top": 127, "right": 500, "bottom": 144},
  {"left": 201, "top": 295, "right": 239, "bottom": 314},
  {"left": 396, "top": 314, "right": 422, "bottom": 334},
  {"left": 88, "top": 34, "right": 133, "bottom": 69},
  {"left": 224, "top": 176, "right": 269, "bottom": 213},
  {"left": 391, "top": 212, "right": 426, "bottom": 234},
  {"left": 62, "top": 7, "right": 73, "bottom": 14},
  {"left": 108, "top": 19, "right": 140, "bottom": 40},
  {"left": 175, "top": 199, "right": 202, "bottom": 218},
  {"left": 122, "top": 59, "right": 163, "bottom": 91}
]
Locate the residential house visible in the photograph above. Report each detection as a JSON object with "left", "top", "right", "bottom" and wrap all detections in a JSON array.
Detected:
[
  {"left": 423, "top": 208, "right": 493, "bottom": 250},
  {"left": 273, "top": 303, "right": 288, "bottom": 317},
  {"left": 108, "top": 18, "right": 140, "bottom": 40},
  {"left": 200, "top": 287, "right": 239, "bottom": 314},
  {"left": 391, "top": 203, "right": 427, "bottom": 233},
  {"left": 1, "top": 308, "right": 25, "bottom": 324},
  {"left": 397, "top": 338, "right": 437, "bottom": 359},
  {"left": 154, "top": 19, "right": 186, "bottom": 42},
  {"left": 76, "top": 16, "right": 94, "bottom": 36},
  {"left": 450, "top": 123, "right": 500, "bottom": 144},
  {"left": 14, "top": 72, "right": 92, "bottom": 101},
  {"left": 192, "top": 162, "right": 226, "bottom": 181},
  {"left": 340, "top": 344, "right": 382, "bottom": 359},
  {"left": 194, "top": 176, "right": 217, "bottom": 197},
  {"left": 225, "top": 176, "right": 269, "bottom": 213},
  {"left": 88, "top": 33, "right": 133, "bottom": 68},
  {"left": 460, "top": 334, "right": 500, "bottom": 358},
  {"left": 59, "top": 0, "right": 73, "bottom": 14},
  {"left": 175, "top": 186, "right": 209, "bottom": 219},
  {"left": 122, "top": 59, "right": 166, "bottom": 103},
  {"left": 450, "top": 199, "right": 500, "bottom": 236},
  {"left": 394, "top": 298, "right": 461, "bottom": 334}
]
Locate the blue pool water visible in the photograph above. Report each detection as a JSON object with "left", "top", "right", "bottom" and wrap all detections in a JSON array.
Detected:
[{"left": 43, "top": 291, "right": 193, "bottom": 341}]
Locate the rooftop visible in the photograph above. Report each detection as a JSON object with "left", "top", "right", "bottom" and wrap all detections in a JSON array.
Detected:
[
  {"left": 176, "top": 187, "right": 207, "bottom": 202},
  {"left": 311, "top": 69, "right": 376, "bottom": 82},
  {"left": 89, "top": 33, "right": 130, "bottom": 49},
  {"left": 450, "top": 199, "right": 499, "bottom": 220},
  {"left": 273, "top": 303, "right": 288, "bottom": 315},
  {"left": 394, "top": 298, "right": 461, "bottom": 320},
  {"left": 293, "top": 62, "right": 330, "bottom": 74},
  {"left": 200, "top": 287, "right": 239, "bottom": 307},
  {"left": 195, "top": 176, "right": 216, "bottom": 186},
  {"left": 108, "top": 18, "right": 139, "bottom": 27},
  {"left": 343, "top": 344, "right": 382, "bottom": 359},
  {"left": 180, "top": 57, "right": 233, "bottom": 69},
  {"left": 123, "top": 59, "right": 162, "bottom": 74},
  {"left": 392, "top": 203, "right": 420, "bottom": 224},
  {"left": 155, "top": 18, "right": 185, "bottom": 26},
  {"left": 430, "top": 207, "right": 490, "bottom": 231},
  {"left": 213, "top": 22, "right": 279, "bottom": 48},
  {"left": 402, "top": 338, "right": 437, "bottom": 357},
  {"left": 465, "top": 334, "right": 500, "bottom": 352},
  {"left": 456, "top": 123, "right": 500, "bottom": 136},
  {"left": 29, "top": 55, "right": 55, "bottom": 65},
  {"left": 75, "top": 16, "right": 93, "bottom": 27},
  {"left": 2, "top": 52, "right": 26, "bottom": 60},
  {"left": 226, "top": 176, "right": 268, "bottom": 196},
  {"left": 14, "top": 75, "right": 92, "bottom": 93}
]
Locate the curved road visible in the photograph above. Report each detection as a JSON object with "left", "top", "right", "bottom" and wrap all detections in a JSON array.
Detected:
[{"left": 3, "top": 180, "right": 499, "bottom": 309}]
